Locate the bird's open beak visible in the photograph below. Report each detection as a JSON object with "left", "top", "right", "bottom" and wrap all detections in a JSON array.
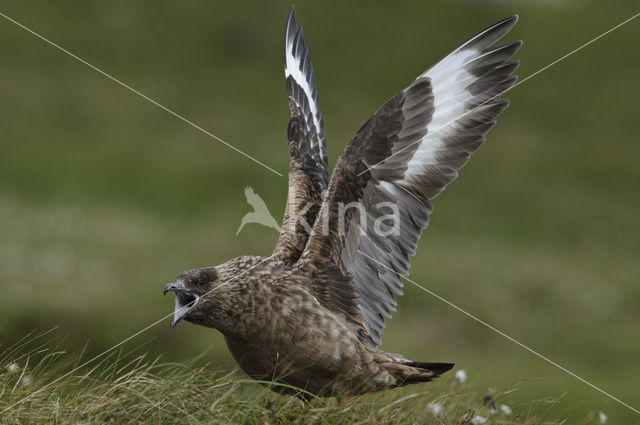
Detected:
[{"left": 163, "top": 282, "right": 200, "bottom": 329}]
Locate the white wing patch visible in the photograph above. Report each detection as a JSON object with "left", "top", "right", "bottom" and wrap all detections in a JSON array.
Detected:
[
  {"left": 284, "top": 8, "right": 326, "bottom": 163},
  {"left": 400, "top": 17, "right": 521, "bottom": 194}
]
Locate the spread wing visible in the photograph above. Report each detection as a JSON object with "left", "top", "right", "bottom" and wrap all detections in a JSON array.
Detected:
[
  {"left": 272, "top": 7, "right": 329, "bottom": 264},
  {"left": 300, "top": 16, "right": 522, "bottom": 348}
]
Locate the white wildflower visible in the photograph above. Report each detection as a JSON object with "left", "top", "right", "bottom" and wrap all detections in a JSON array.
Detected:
[
  {"left": 455, "top": 369, "right": 467, "bottom": 383},
  {"left": 499, "top": 404, "right": 512, "bottom": 415},
  {"left": 596, "top": 411, "right": 607, "bottom": 424},
  {"left": 427, "top": 402, "right": 443, "bottom": 416},
  {"left": 6, "top": 362, "right": 19, "bottom": 373},
  {"left": 20, "top": 374, "right": 32, "bottom": 386},
  {"left": 470, "top": 415, "right": 487, "bottom": 424}
]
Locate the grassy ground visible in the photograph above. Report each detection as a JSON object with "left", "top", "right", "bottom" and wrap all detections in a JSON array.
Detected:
[
  {"left": 0, "top": 331, "right": 605, "bottom": 425},
  {"left": 1, "top": 0, "right": 639, "bottom": 423}
]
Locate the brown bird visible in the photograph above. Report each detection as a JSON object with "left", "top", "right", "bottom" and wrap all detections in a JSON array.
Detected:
[{"left": 164, "top": 7, "right": 521, "bottom": 397}]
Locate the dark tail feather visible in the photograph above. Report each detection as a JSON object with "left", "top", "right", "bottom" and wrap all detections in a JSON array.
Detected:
[
  {"left": 405, "top": 361, "right": 455, "bottom": 375},
  {"left": 383, "top": 360, "right": 455, "bottom": 388}
]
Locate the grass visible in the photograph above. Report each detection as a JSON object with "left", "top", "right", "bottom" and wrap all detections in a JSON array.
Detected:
[{"left": 0, "top": 331, "right": 601, "bottom": 425}]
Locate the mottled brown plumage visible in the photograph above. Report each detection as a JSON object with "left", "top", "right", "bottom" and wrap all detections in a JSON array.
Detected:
[{"left": 164, "top": 7, "right": 521, "bottom": 397}]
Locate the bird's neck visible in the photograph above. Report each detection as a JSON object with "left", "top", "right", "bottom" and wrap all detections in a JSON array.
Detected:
[{"left": 192, "top": 279, "right": 264, "bottom": 338}]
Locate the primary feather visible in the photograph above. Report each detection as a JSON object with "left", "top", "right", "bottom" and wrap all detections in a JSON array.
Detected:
[{"left": 272, "top": 7, "right": 329, "bottom": 264}]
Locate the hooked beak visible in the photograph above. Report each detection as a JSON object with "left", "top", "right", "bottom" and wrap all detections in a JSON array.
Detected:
[{"left": 163, "top": 282, "right": 200, "bottom": 329}]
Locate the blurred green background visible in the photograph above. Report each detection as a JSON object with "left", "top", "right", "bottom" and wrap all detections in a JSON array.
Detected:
[{"left": 1, "top": 0, "right": 638, "bottom": 422}]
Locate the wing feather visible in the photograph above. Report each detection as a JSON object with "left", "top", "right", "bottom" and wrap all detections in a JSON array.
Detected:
[
  {"left": 272, "top": 7, "right": 329, "bottom": 264},
  {"left": 300, "top": 16, "right": 521, "bottom": 348}
]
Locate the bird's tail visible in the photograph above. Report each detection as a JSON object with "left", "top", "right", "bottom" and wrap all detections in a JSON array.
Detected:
[{"left": 375, "top": 352, "right": 454, "bottom": 388}]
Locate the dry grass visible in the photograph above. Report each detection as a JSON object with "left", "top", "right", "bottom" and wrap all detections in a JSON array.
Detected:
[{"left": 0, "top": 330, "right": 610, "bottom": 425}]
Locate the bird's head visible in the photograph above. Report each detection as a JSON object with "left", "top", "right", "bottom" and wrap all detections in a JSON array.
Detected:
[
  {"left": 163, "top": 256, "right": 262, "bottom": 330},
  {"left": 163, "top": 267, "right": 221, "bottom": 329}
]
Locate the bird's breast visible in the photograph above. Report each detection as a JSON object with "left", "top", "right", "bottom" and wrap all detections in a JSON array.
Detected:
[{"left": 220, "top": 283, "right": 371, "bottom": 394}]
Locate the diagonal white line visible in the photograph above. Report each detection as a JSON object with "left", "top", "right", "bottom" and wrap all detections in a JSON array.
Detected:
[
  {"left": 356, "top": 249, "right": 640, "bottom": 416},
  {"left": 0, "top": 11, "right": 283, "bottom": 177},
  {"left": 0, "top": 256, "right": 271, "bottom": 414},
  {"left": 359, "top": 10, "right": 640, "bottom": 177}
]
